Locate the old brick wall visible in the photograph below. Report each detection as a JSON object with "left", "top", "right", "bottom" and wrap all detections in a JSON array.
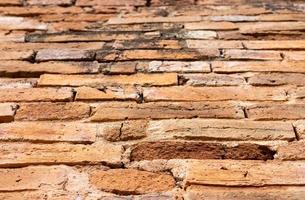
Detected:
[{"left": 0, "top": 0, "right": 305, "bottom": 199}]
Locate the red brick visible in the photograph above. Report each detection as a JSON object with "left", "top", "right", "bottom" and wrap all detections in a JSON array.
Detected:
[
  {"left": 90, "top": 169, "right": 175, "bottom": 195},
  {"left": 90, "top": 102, "right": 244, "bottom": 121},
  {"left": 15, "top": 102, "right": 90, "bottom": 121}
]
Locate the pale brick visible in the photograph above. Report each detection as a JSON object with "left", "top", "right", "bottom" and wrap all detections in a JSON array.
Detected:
[
  {"left": 0, "top": 78, "right": 36, "bottom": 89},
  {"left": 0, "top": 166, "right": 67, "bottom": 191},
  {"left": 0, "top": 16, "right": 47, "bottom": 30},
  {"left": 239, "top": 22, "right": 305, "bottom": 33},
  {"left": 146, "top": 119, "right": 294, "bottom": 141},
  {"left": 244, "top": 40, "right": 305, "bottom": 50},
  {"left": 0, "top": 103, "right": 16, "bottom": 123},
  {"left": 0, "top": 50, "right": 34, "bottom": 61},
  {"left": 27, "top": 0, "right": 73, "bottom": 5},
  {"left": 187, "top": 40, "right": 243, "bottom": 49},
  {"left": 143, "top": 86, "right": 287, "bottom": 101},
  {"left": 15, "top": 102, "right": 90, "bottom": 121},
  {"left": 76, "top": 0, "right": 145, "bottom": 6},
  {"left": 38, "top": 73, "right": 178, "bottom": 87},
  {"left": 183, "top": 31, "right": 217, "bottom": 39},
  {"left": 0, "top": 142, "right": 122, "bottom": 167},
  {"left": 0, "top": 61, "right": 99, "bottom": 77},
  {"left": 36, "top": 49, "right": 95, "bottom": 61},
  {"left": 90, "top": 169, "right": 175, "bottom": 195},
  {"left": 90, "top": 102, "right": 244, "bottom": 121},
  {"left": 246, "top": 104, "right": 305, "bottom": 120},
  {"left": 294, "top": 120, "right": 305, "bottom": 139},
  {"left": 212, "top": 61, "right": 305, "bottom": 73},
  {"left": 0, "top": 122, "right": 96, "bottom": 143},
  {"left": 185, "top": 186, "right": 305, "bottom": 200},
  {"left": 224, "top": 50, "right": 282, "bottom": 60},
  {"left": 184, "top": 22, "right": 238, "bottom": 30},
  {"left": 0, "top": 88, "right": 73, "bottom": 102},
  {"left": 138, "top": 61, "right": 210, "bottom": 73},
  {"left": 75, "top": 86, "right": 139, "bottom": 101},
  {"left": 180, "top": 74, "right": 245, "bottom": 86},
  {"left": 276, "top": 141, "right": 305, "bottom": 160},
  {"left": 284, "top": 51, "right": 305, "bottom": 61},
  {"left": 107, "top": 16, "right": 202, "bottom": 25},
  {"left": 185, "top": 160, "right": 305, "bottom": 186}
]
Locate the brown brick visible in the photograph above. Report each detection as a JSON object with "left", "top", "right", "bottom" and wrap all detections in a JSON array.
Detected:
[
  {"left": 130, "top": 141, "right": 275, "bottom": 161},
  {"left": 76, "top": 0, "right": 145, "bottom": 6},
  {"left": 0, "top": 103, "right": 16, "bottom": 123},
  {"left": 246, "top": 104, "right": 305, "bottom": 120},
  {"left": 38, "top": 73, "right": 178, "bottom": 87},
  {"left": 276, "top": 141, "right": 305, "bottom": 160},
  {"left": 27, "top": 0, "right": 73, "bottom": 5},
  {"left": 147, "top": 119, "right": 294, "bottom": 141},
  {"left": 184, "top": 22, "right": 238, "bottom": 30},
  {"left": 187, "top": 40, "right": 243, "bottom": 49},
  {"left": 36, "top": 49, "right": 95, "bottom": 61},
  {"left": 0, "top": 50, "right": 34, "bottom": 61},
  {"left": 0, "top": 166, "right": 67, "bottom": 191},
  {"left": 185, "top": 186, "right": 305, "bottom": 200},
  {"left": 0, "top": 88, "right": 73, "bottom": 102},
  {"left": 107, "top": 16, "right": 202, "bottom": 25},
  {"left": 0, "top": 142, "right": 122, "bottom": 167},
  {"left": 15, "top": 102, "right": 90, "bottom": 121},
  {"left": 0, "top": 122, "right": 96, "bottom": 143},
  {"left": 0, "top": 61, "right": 99, "bottom": 77},
  {"left": 90, "top": 102, "right": 244, "bottom": 121},
  {"left": 143, "top": 86, "right": 287, "bottom": 101},
  {"left": 0, "top": 6, "right": 82, "bottom": 16},
  {"left": 101, "top": 62, "right": 136, "bottom": 75},
  {"left": 138, "top": 61, "right": 210, "bottom": 73},
  {"left": 180, "top": 74, "right": 245, "bottom": 86},
  {"left": 212, "top": 61, "right": 305, "bottom": 73},
  {"left": 224, "top": 50, "right": 282, "bottom": 60},
  {"left": 75, "top": 86, "right": 139, "bottom": 101},
  {"left": 90, "top": 169, "right": 175, "bottom": 195},
  {"left": 185, "top": 160, "right": 305, "bottom": 186},
  {"left": 0, "top": 0, "right": 22, "bottom": 5},
  {"left": 113, "top": 40, "right": 182, "bottom": 50},
  {"left": 248, "top": 73, "right": 305, "bottom": 86},
  {"left": 244, "top": 40, "right": 305, "bottom": 50},
  {"left": 283, "top": 51, "right": 305, "bottom": 61},
  {"left": 239, "top": 22, "right": 305, "bottom": 34},
  {"left": 0, "top": 16, "right": 47, "bottom": 30},
  {"left": 96, "top": 49, "right": 219, "bottom": 61}
]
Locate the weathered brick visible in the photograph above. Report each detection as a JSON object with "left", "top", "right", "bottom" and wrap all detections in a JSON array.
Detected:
[
  {"left": 137, "top": 61, "right": 211, "bottom": 73},
  {"left": 0, "top": 0, "right": 22, "bottom": 5},
  {"left": 182, "top": 31, "right": 217, "bottom": 39},
  {"left": 96, "top": 49, "right": 219, "bottom": 61},
  {"left": 113, "top": 40, "right": 182, "bottom": 50},
  {"left": 248, "top": 73, "right": 305, "bottom": 86},
  {"left": 27, "top": 0, "right": 73, "bottom": 5},
  {"left": 0, "top": 16, "right": 47, "bottom": 30},
  {"left": 212, "top": 61, "right": 305, "bottom": 73},
  {"left": 239, "top": 22, "right": 305, "bottom": 33},
  {"left": 244, "top": 40, "right": 305, "bottom": 50},
  {"left": 276, "top": 141, "right": 305, "bottom": 160},
  {"left": 185, "top": 160, "right": 305, "bottom": 186},
  {"left": 101, "top": 62, "right": 136, "bottom": 75},
  {"left": 0, "top": 166, "right": 67, "bottom": 191},
  {"left": 146, "top": 119, "right": 294, "bottom": 141},
  {"left": 90, "top": 102, "right": 244, "bottom": 121},
  {"left": 187, "top": 40, "right": 243, "bottom": 49},
  {"left": 180, "top": 74, "right": 245, "bottom": 86},
  {"left": 38, "top": 73, "right": 178, "bottom": 87},
  {"left": 246, "top": 104, "right": 305, "bottom": 120},
  {"left": 0, "top": 61, "right": 99, "bottom": 77},
  {"left": 224, "top": 50, "right": 282, "bottom": 60},
  {"left": 76, "top": 0, "right": 146, "bottom": 6},
  {"left": 185, "top": 186, "right": 305, "bottom": 200},
  {"left": 294, "top": 120, "right": 305, "bottom": 140},
  {"left": 0, "top": 88, "right": 73, "bottom": 102},
  {"left": 151, "top": 0, "right": 195, "bottom": 6},
  {"left": 90, "top": 169, "right": 175, "bottom": 195},
  {"left": 0, "top": 103, "right": 16, "bottom": 123},
  {"left": 283, "top": 51, "right": 305, "bottom": 61},
  {"left": 75, "top": 86, "right": 139, "bottom": 101},
  {"left": 15, "top": 102, "right": 90, "bottom": 121},
  {"left": 0, "top": 142, "right": 122, "bottom": 167},
  {"left": 208, "top": 15, "right": 257, "bottom": 22},
  {"left": 0, "top": 122, "right": 96, "bottom": 143},
  {"left": 143, "top": 86, "right": 287, "bottom": 101},
  {"left": 0, "top": 78, "right": 36, "bottom": 89},
  {"left": 184, "top": 22, "right": 238, "bottom": 30},
  {"left": 107, "top": 16, "right": 202, "bottom": 25},
  {"left": 131, "top": 141, "right": 275, "bottom": 161},
  {"left": 36, "top": 49, "right": 95, "bottom": 61},
  {"left": 0, "top": 6, "right": 82, "bottom": 16},
  {"left": 0, "top": 50, "right": 34, "bottom": 61}
]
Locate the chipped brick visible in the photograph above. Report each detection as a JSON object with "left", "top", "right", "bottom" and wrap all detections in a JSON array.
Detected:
[{"left": 180, "top": 74, "right": 245, "bottom": 86}]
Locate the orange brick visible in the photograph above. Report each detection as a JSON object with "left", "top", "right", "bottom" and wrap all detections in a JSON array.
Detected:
[{"left": 184, "top": 22, "right": 238, "bottom": 30}]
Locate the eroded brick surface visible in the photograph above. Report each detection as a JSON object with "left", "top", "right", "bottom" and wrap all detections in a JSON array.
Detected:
[{"left": 0, "top": 0, "right": 305, "bottom": 198}]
